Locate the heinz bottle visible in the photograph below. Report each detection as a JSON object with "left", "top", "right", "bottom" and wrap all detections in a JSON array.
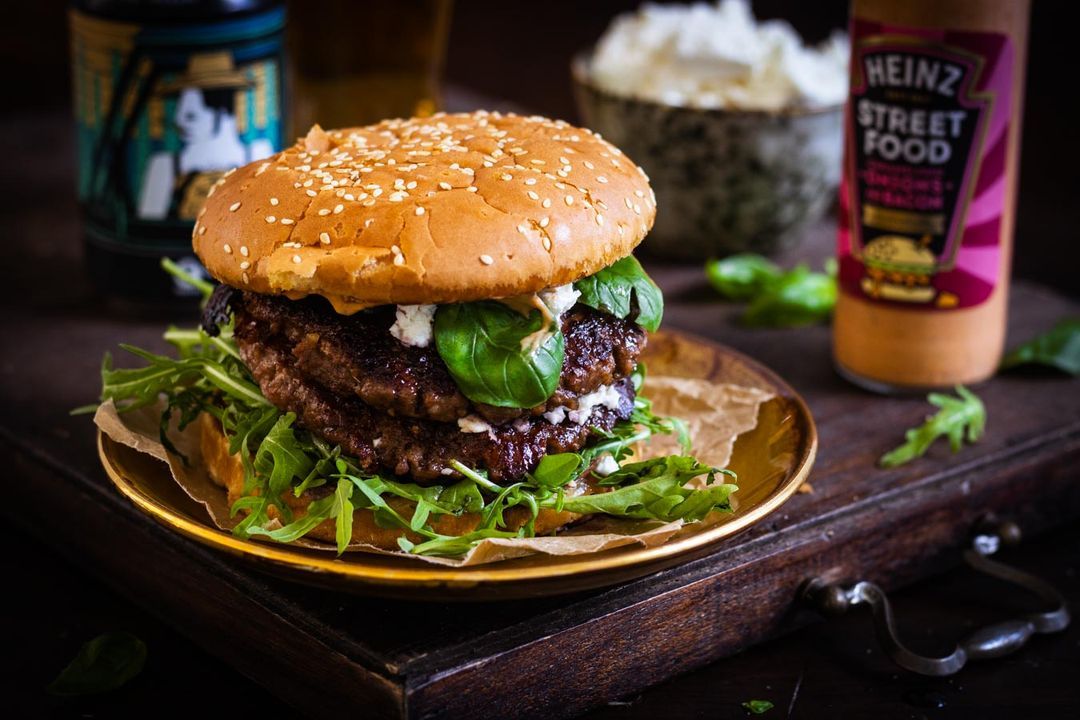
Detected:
[{"left": 833, "top": 0, "right": 1030, "bottom": 391}]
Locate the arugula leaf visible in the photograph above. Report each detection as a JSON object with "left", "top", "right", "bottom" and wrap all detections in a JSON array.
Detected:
[
  {"left": 879, "top": 386, "right": 986, "bottom": 468},
  {"left": 576, "top": 256, "right": 664, "bottom": 331},
  {"left": 705, "top": 254, "right": 781, "bottom": 300},
  {"left": 434, "top": 301, "right": 564, "bottom": 408},
  {"left": 161, "top": 257, "right": 214, "bottom": 304},
  {"left": 556, "top": 456, "right": 736, "bottom": 522},
  {"left": 333, "top": 479, "right": 355, "bottom": 554},
  {"left": 1000, "top": 318, "right": 1080, "bottom": 376},
  {"left": 742, "top": 699, "right": 774, "bottom": 714},
  {"left": 48, "top": 632, "right": 146, "bottom": 696},
  {"left": 705, "top": 255, "right": 836, "bottom": 327}
]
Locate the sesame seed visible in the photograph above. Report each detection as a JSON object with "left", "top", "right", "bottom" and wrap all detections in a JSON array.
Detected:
[
  {"left": 596, "top": 214, "right": 604, "bottom": 226},
  {"left": 584, "top": 160, "right": 595, "bottom": 170},
  {"left": 597, "top": 176, "right": 608, "bottom": 183},
  {"left": 501, "top": 173, "right": 512, "bottom": 181},
  {"left": 542, "top": 198, "right": 552, "bottom": 208},
  {"left": 281, "top": 218, "right": 295, "bottom": 225},
  {"left": 634, "top": 204, "right": 642, "bottom": 214},
  {"left": 530, "top": 159, "right": 545, "bottom": 165},
  {"left": 344, "top": 193, "right": 355, "bottom": 201},
  {"left": 240, "top": 260, "right": 250, "bottom": 270},
  {"left": 270, "top": 197, "right": 279, "bottom": 206},
  {"left": 229, "top": 202, "right": 241, "bottom": 212},
  {"left": 539, "top": 217, "right": 549, "bottom": 228},
  {"left": 240, "top": 246, "right": 249, "bottom": 257},
  {"left": 319, "top": 232, "right": 331, "bottom": 244},
  {"left": 265, "top": 215, "right": 276, "bottom": 223},
  {"left": 439, "top": 181, "right": 452, "bottom": 190},
  {"left": 524, "top": 178, "right": 537, "bottom": 186},
  {"left": 223, "top": 243, "right": 232, "bottom": 254},
  {"left": 635, "top": 190, "right": 645, "bottom": 198},
  {"left": 197, "top": 225, "right": 206, "bottom": 235},
  {"left": 543, "top": 237, "right": 552, "bottom": 250},
  {"left": 565, "top": 195, "right": 574, "bottom": 206},
  {"left": 306, "top": 189, "right": 317, "bottom": 197},
  {"left": 292, "top": 255, "right": 302, "bottom": 264},
  {"left": 415, "top": 206, "right": 425, "bottom": 215},
  {"left": 393, "top": 254, "right": 405, "bottom": 266},
  {"left": 479, "top": 254, "right": 494, "bottom": 265},
  {"left": 467, "top": 186, "right": 478, "bottom": 192},
  {"left": 333, "top": 204, "right": 344, "bottom": 214},
  {"left": 318, "top": 208, "right": 330, "bottom": 216},
  {"left": 527, "top": 190, "right": 540, "bottom": 200}
]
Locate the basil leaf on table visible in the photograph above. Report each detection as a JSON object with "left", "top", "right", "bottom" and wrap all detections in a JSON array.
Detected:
[
  {"left": 48, "top": 632, "right": 147, "bottom": 696},
  {"left": 705, "top": 255, "right": 837, "bottom": 327},
  {"left": 575, "top": 255, "right": 664, "bottom": 331},
  {"left": 999, "top": 318, "right": 1080, "bottom": 376},
  {"left": 743, "top": 264, "right": 837, "bottom": 327},
  {"left": 434, "top": 301, "right": 564, "bottom": 408},
  {"left": 705, "top": 253, "right": 781, "bottom": 300}
]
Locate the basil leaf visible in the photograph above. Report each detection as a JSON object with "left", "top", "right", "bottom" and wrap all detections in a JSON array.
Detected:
[
  {"left": 1000, "top": 318, "right": 1080, "bottom": 375},
  {"left": 434, "top": 301, "right": 564, "bottom": 408},
  {"left": 879, "top": 386, "right": 985, "bottom": 468},
  {"left": 705, "top": 255, "right": 836, "bottom": 328},
  {"left": 706, "top": 254, "right": 781, "bottom": 300},
  {"left": 48, "top": 632, "right": 147, "bottom": 696},
  {"left": 576, "top": 256, "right": 664, "bottom": 331}
]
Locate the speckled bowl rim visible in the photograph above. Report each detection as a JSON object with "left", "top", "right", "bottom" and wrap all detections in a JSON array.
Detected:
[{"left": 571, "top": 52, "right": 845, "bottom": 119}]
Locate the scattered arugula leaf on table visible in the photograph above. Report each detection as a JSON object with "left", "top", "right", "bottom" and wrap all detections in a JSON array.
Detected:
[
  {"left": 999, "top": 318, "right": 1080, "bottom": 376},
  {"left": 742, "top": 699, "right": 774, "bottom": 714},
  {"left": 48, "top": 632, "right": 147, "bottom": 696},
  {"left": 879, "top": 386, "right": 986, "bottom": 468}
]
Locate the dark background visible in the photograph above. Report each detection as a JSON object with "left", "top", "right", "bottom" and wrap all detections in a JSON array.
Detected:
[
  {"left": 3, "top": 0, "right": 1077, "bottom": 296},
  {"left": 2, "top": 2, "right": 1077, "bottom": 717}
]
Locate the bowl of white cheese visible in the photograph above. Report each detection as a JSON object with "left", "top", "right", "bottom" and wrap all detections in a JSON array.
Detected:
[{"left": 573, "top": 0, "right": 848, "bottom": 260}]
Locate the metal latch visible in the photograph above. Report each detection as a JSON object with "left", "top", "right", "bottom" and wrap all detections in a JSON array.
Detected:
[{"left": 800, "top": 516, "right": 1071, "bottom": 676}]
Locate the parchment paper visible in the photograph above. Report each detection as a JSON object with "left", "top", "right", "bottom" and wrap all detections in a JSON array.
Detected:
[{"left": 95, "top": 376, "right": 773, "bottom": 566}]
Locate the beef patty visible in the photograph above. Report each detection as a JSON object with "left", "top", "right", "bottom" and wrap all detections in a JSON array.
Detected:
[
  {"left": 222, "top": 290, "right": 642, "bottom": 482},
  {"left": 230, "top": 291, "right": 645, "bottom": 424},
  {"left": 238, "top": 333, "right": 635, "bottom": 482}
]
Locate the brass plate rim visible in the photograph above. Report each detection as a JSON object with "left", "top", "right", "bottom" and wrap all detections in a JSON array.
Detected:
[{"left": 97, "top": 329, "right": 816, "bottom": 594}]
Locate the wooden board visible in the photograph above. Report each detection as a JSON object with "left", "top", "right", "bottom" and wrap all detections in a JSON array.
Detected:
[
  {"left": 4, "top": 263, "right": 1079, "bottom": 718},
  {"left": 3, "top": 114, "right": 1079, "bottom": 719}
]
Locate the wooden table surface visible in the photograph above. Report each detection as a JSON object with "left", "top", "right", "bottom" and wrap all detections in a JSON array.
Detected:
[{"left": 3, "top": 111, "right": 1079, "bottom": 718}]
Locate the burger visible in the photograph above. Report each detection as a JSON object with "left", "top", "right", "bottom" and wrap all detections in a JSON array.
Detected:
[{"left": 99, "top": 111, "right": 735, "bottom": 557}]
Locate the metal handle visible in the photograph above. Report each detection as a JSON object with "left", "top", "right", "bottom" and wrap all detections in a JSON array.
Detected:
[{"left": 801, "top": 517, "right": 1071, "bottom": 676}]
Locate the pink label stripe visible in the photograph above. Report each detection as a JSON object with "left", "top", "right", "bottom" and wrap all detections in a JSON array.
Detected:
[
  {"left": 958, "top": 215, "right": 1002, "bottom": 249},
  {"left": 973, "top": 129, "right": 1007, "bottom": 197}
]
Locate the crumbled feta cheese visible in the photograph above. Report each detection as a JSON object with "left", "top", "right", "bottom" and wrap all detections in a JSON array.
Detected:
[
  {"left": 544, "top": 384, "right": 624, "bottom": 426},
  {"left": 543, "top": 406, "right": 567, "bottom": 425},
  {"left": 539, "top": 283, "right": 581, "bottom": 317},
  {"left": 457, "top": 415, "right": 493, "bottom": 433},
  {"left": 389, "top": 304, "right": 436, "bottom": 347},
  {"left": 440, "top": 467, "right": 454, "bottom": 476},
  {"left": 594, "top": 454, "right": 620, "bottom": 477},
  {"left": 590, "top": 0, "right": 849, "bottom": 111},
  {"left": 568, "top": 384, "right": 624, "bottom": 425}
]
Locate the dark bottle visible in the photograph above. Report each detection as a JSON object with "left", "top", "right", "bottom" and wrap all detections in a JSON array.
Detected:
[{"left": 69, "top": 0, "right": 286, "bottom": 304}]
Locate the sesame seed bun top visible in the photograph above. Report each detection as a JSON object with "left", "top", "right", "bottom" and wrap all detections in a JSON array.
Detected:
[{"left": 192, "top": 111, "right": 656, "bottom": 313}]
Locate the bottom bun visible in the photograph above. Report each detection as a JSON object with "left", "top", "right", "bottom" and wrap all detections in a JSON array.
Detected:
[{"left": 199, "top": 413, "right": 584, "bottom": 550}]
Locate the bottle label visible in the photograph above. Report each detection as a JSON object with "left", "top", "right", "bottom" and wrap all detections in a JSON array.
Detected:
[
  {"left": 69, "top": 7, "right": 285, "bottom": 256},
  {"left": 838, "top": 20, "right": 1014, "bottom": 310}
]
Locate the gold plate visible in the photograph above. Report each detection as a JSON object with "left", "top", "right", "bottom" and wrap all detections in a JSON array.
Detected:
[{"left": 97, "top": 330, "right": 816, "bottom": 600}]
